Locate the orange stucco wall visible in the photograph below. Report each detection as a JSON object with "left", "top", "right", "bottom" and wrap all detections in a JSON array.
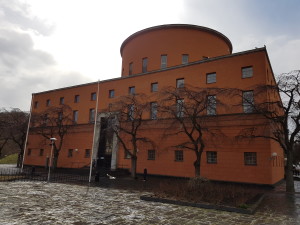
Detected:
[{"left": 24, "top": 25, "right": 284, "bottom": 185}]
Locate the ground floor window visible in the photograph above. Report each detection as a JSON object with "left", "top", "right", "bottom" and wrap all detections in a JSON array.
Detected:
[
  {"left": 175, "top": 150, "right": 183, "bottom": 161},
  {"left": 39, "top": 149, "right": 44, "bottom": 156},
  {"left": 124, "top": 150, "right": 131, "bottom": 159},
  {"left": 68, "top": 149, "right": 73, "bottom": 158},
  {"left": 206, "top": 151, "right": 217, "bottom": 164},
  {"left": 148, "top": 150, "right": 155, "bottom": 160},
  {"left": 85, "top": 149, "right": 91, "bottom": 158},
  {"left": 244, "top": 152, "right": 257, "bottom": 165}
]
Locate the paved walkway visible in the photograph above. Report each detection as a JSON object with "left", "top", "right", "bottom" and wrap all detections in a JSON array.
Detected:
[{"left": 0, "top": 181, "right": 300, "bottom": 225}]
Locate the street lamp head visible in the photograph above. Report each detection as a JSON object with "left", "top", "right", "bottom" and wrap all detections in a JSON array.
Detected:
[{"left": 50, "top": 137, "right": 57, "bottom": 142}]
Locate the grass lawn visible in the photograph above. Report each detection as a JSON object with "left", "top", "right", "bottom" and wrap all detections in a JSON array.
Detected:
[{"left": 0, "top": 153, "right": 18, "bottom": 164}]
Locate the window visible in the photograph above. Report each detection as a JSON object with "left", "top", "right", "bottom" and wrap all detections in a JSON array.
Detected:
[
  {"left": 242, "top": 66, "right": 253, "bottom": 78},
  {"left": 244, "top": 152, "right": 257, "bottom": 165},
  {"left": 128, "top": 104, "right": 134, "bottom": 121},
  {"left": 89, "top": 108, "right": 95, "bottom": 122},
  {"left": 243, "top": 91, "right": 254, "bottom": 113},
  {"left": 129, "top": 62, "right": 133, "bottom": 75},
  {"left": 148, "top": 150, "right": 156, "bottom": 160},
  {"left": 74, "top": 95, "right": 80, "bottom": 103},
  {"left": 60, "top": 97, "right": 64, "bottom": 105},
  {"left": 207, "top": 95, "right": 216, "bottom": 115},
  {"left": 207, "top": 73, "right": 216, "bottom": 84},
  {"left": 175, "top": 150, "right": 183, "bottom": 161},
  {"left": 207, "top": 151, "right": 217, "bottom": 164},
  {"left": 85, "top": 149, "right": 91, "bottom": 158},
  {"left": 176, "top": 99, "right": 184, "bottom": 117},
  {"left": 151, "top": 82, "right": 158, "bottom": 92},
  {"left": 46, "top": 99, "right": 51, "bottom": 107},
  {"left": 150, "top": 102, "right": 158, "bottom": 120},
  {"left": 73, "top": 110, "right": 78, "bottom": 123},
  {"left": 161, "top": 55, "right": 167, "bottom": 69},
  {"left": 27, "top": 149, "right": 32, "bottom": 156},
  {"left": 109, "top": 90, "right": 115, "bottom": 98},
  {"left": 34, "top": 101, "right": 39, "bottom": 109},
  {"left": 39, "top": 149, "right": 44, "bottom": 156},
  {"left": 125, "top": 150, "right": 131, "bottom": 159},
  {"left": 58, "top": 112, "right": 63, "bottom": 121},
  {"left": 142, "top": 58, "right": 148, "bottom": 73},
  {"left": 91, "top": 92, "right": 96, "bottom": 101},
  {"left": 43, "top": 113, "right": 49, "bottom": 125},
  {"left": 129, "top": 86, "right": 135, "bottom": 95},
  {"left": 176, "top": 78, "right": 184, "bottom": 88},
  {"left": 182, "top": 54, "right": 189, "bottom": 64},
  {"left": 68, "top": 149, "right": 73, "bottom": 158}
]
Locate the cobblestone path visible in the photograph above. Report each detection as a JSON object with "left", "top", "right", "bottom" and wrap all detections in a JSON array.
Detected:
[{"left": 0, "top": 182, "right": 299, "bottom": 225}]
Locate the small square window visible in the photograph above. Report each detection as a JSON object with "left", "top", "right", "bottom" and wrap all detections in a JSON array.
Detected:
[
  {"left": 60, "top": 97, "right": 64, "bottom": 105},
  {"left": 207, "top": 151, "right": 217, "bottom": 164},
  {"left": 109, "top": 90, "right": 115, "bottom": 98},
  {"left": 34, "top": 101, "right": 39, "bottom": 109},
  {"left": 175, "top": 150, "right": 183, "bottom": 161},
  {"left": 129, "top": 86, "right": 135, "bottom": 95},
  {"left": 176, "top": 78, "right": 184, "bottom": 88},
  {"left": 68, "top": 149, "right": 73, "bottom": 158},
  {"left": 85, "top": 149, "right": 91, "bottom": 158},
  {"left": 161, "top": 55, "right": 167, "bottom": 69},
  {"left": 91, "top": 92, "right": 97, "bottom": 101},
  {"left": 242, "top": 66, "right": 253, "bottom": 78},
  {"left": 244, "top": 152, "right": 257, "bottom": 165},
  {"left": 151, "top": 83, "right": 158, "bottom": 92},
  {"left": 148, "top": 150, "right": 156, "bottom": 160},
  {"left": 125, "top": 150, "right": 131, "bottom": 159},
  {"left": 39, "top": 149, "right": 44, "bottom": 156},
  {"left": 182, "top": 54, "right": 189, "bottom": 64},
  {"left": 74, "top": 95, "right": 80, "bottom": 103},
  {"left": 46, "top": 99, "right": 51, "bottom": 107},
  {"left": 207, "top": 73, "right": 216, "bottom": 84},
  {"left": 27, "top": 149, "right": 32, "bottom": 156}
]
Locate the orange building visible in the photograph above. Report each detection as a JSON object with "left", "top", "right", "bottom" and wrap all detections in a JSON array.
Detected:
[{"left": 24, "top": 24, "right": 284, "bottom": 185}]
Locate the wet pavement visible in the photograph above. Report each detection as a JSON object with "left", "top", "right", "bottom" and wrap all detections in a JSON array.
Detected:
[{"left": 0, "top": 181, "right": 300, "bottom": 225}]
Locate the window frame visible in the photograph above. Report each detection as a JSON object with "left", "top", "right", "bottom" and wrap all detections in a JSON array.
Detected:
[
  {"left": 150, "top": 102, "right": 158, "bottom": 120},
  {"left": 46, "top": 99, "right": 51, "bottom": 107},
  {"left": 175, "top": 150, "right": 184, "bottom": 162},
  {"left": 34, "top": 101, "right": 39, "bottom": 109},
  {"left": 129, "top": 62, "right": 133, "bottom": 75},
  {"left": 39, "top": 149, "right": 44, "bottom": 156},
  {"left": 182, "top": 54, "right": 189, "bottom": 64},
  {"left": 59, "top": 97, "right": 64, "bottom": 105},
  {"left": 89, "top": 108, "right": 95, "bottom": 122},
  {"left": 142, "top": 57, "right": 148, "bottom": 73},
  {"left": 243, "top": 90, "right": 254, "bottom": 113},
  {"left": 176, "top": 99, "right": 184, "bottom": 118},
  {"left": 244, "top": 152, "right": 257, "bottom": 166},
  {"left": 91, "top": 92, "right": 97, "bottom": 101},
  {"left": 124, "top": 150, "right": 131, "bottom": 159},
  {"left": 85, "top": 149, "right": 91, "bottom": 158},
  {"left": 129, "top": 86, "right": 135, "bottom": 95},
  {"left": 73, "top": 110, "right": 78, "bottom": 123},
  {"left": 242, "top": 66, "right": 253, "bottom": 78},
  {"left": 206, "top": 151, "right": 217, "bottom": 164},
  {"left": 176, "top": 78, "right": 184, "bottom": 88},
  {"left": 74, "top": 95, "right": 80, "bottom": 103},
  {"left": 68, "top": 149, "right": 73, "bottom": 158},
  {"left": 161, "top": 55, "right": 167, "bottom": 69},
  {"left": 151, "top": 82, "right": 158, "bottom": 92},
  {"left": 206, "top": 72, "right": 216, "bottom": 84},
  {"left": 109, "top": 89, "right": 115, "bottom": 98},
  {"left": 148, "top": 150, "right": 156, "bottom": 160},
  {"left": 207, "top": 95, "right": 217, "bottom": 115}
]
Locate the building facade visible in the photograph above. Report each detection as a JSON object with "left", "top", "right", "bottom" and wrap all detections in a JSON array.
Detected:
[{"left": 24, "top": 24, "right": 284, "bottom": 185}]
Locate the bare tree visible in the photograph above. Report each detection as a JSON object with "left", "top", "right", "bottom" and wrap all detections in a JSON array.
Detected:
[
  {"left": 104, "top": 93, "right": 153, "bottom": 178},
  {"left": 237, "top": 70, "right": 300, "bottom": 192},
  {"left": 159, "top": 86, "right": 228, "bottom": 177},
  {"left": 31, "top": 105, "right": 73, "bottom": 168},
  {"left": 0, "top": 111, "right": 9, "bottom": 158}
]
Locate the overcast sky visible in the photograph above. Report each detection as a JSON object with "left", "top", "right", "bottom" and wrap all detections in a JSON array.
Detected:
[{"left": 0, "top": 0, "right": 299, "bottom": 111}]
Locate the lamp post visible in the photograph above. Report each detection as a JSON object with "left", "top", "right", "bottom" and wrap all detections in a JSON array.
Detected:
[{"left": 47, "top": 137, "right": 57, "bottom": 182}]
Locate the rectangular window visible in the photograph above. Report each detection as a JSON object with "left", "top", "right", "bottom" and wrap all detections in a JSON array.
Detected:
[
  {"left": 128, "top": 104, "right": 134, "bottom": 121},
  {"left": 175, "top": 150, "right": 183, "bottom": 161},
  {"left": 89, "top": 108, "right": 95, "bottom": 122},
  {"left": 148, "top": 150, "right": 156, "bottom": 160},
  {"left": 207, "top": 151, "right": 217, "bottom": 164},
  {"left": 150, "top": 102, "right": 158, "bottom": 120},
  {"left": 85, "top": 149, "right": 91, "bottom": 158},
  {"left": 74, "top": 95, "right": 80, "bottom": 103},
  {"left": 244, "top": 152, "right": 257, "bottom": 165},
  {"left": 60, "top": 97, "right": 64, "bottom": 105},
  {"left": 207, "top": 95, "right": 216, "bottom": 115},
  {"left": 73, "top": 110, "right": 78, "bottom": 123},
  {"left": 39, "top": 149, "right": 44, "bottom": 156},
  {"left": 176, "top": 99, "right": 184, "bottom": 117},
  {"left": 182, "top": 54, "right": 189, "bottom": 64},
  {"left": 27, "top": 149, "right": 32, "bottom": 156},
  {"left": 129, "top": 86, "right": 135, "bottom": 95},
  {"left": 142, "top": 58, "right": 148, "bottom": 73},
  {"left": 176, "top": 78, "right": 184, "bottom": 88},
  {"left": 109, "top": 90, "right": 115, "bottom": 98},
  {"left": 68, "top": 149, "right": 73, "bottom": 158},
  {"left": 34, "top": 101, "right": 39, "bottom": 109},
  {"left": 243, "top": 91, "right": 254, "bottom": 113},
  {"left": 46, "top": 99, "right": 51, "bottom": 107},
  {"left": 161, "top": 55, "right": 167, "bottom": 69},
  {"left": 242, "top": 66, "right": 253, "bottom": 78},
  {"left": 151, "top": 82, "right": 158, "bottom": 92},
  {"left": 125, "top": 150, "right": 131, "bottom": 159},
  {"left": 129, "top": 62, "right": 133, "bottom": 75},
  {"left": 91, "top": 92, "right": 96, "bottom": 101},
  {"left": 58, "top": 112, "right": 63, "bottom": 121},
  {"left": 206, "top": 72, "right": 216, "bottom": 84}
]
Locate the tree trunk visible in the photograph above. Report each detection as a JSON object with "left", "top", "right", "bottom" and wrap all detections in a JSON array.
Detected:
[
  {"left": 53, "top": 150, "right": 59, "bottom": 169},
  {"left": 131, "top": 156, "right": 137, "bottom": 178},
  {"left": 285, "top": 150, "right": 295, "bottom": 192}
]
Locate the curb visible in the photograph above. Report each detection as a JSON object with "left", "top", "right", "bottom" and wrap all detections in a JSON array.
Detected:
[{"left": 140, "top": 194, "right": 265, "bottom": 215}]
